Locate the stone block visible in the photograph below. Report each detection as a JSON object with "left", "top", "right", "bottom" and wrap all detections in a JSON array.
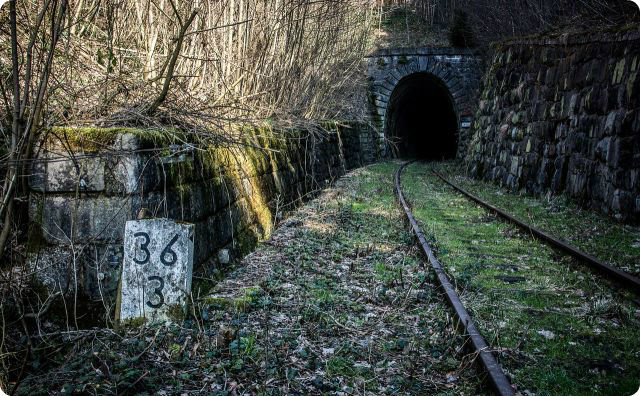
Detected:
[
  {"left": 81, "top": 244, "right": 124, "bottom": 301},
  {"left": 108, "top": 155, "right": 149, "bottom": 194},
  {"left": 621, "top": 109, "right": 638, "bottom": 137},
  {"left": 626, "top": 71, "right": 639, "bottom": 107},
  {"left": 612, "top": 58, "right": 626, "bottom": 85},
  {"left": 543, "top": 143, "right": 556, "bottom": 158},
  {"left": 33, "top": 195, "right": 132, "bottom": 245},
  {"left": 194, "top": 220, "right": 213, "bottom": 265},
  {"left": 568, "top": 172, "right": 587, "bottom": 197},
  {"left": 595, "top": 137, "right": 611, "bottom": 162},
  {"left": 30, "top": 154, "right": 106, "bottom": 193},
  {"left": 118, "top": 219, "right": 194, "bottom": 322},
  {"left": 28, "top": 246, "right": 75, "bottom": 295},
  {"left": 551, "top": 156, "right": 568, "bottom": 192},
  {"left": 510, "top": 156, "right": 521, "bottom": 175},
  {"left": 569, "top": 93, "right": 580, "bottom": 115},
  {"left": 606, "top": 137, "right": 620, "bottom": 167},
  {"left": 555, "top": 123, "right": 568, "bottom": 140},
  {"left": 612, "top": 189, "right": 632, "bottom": 213},
  {"left": 28, "top": 243, "right": 123, "bottom": 301},
  {"left": 607, "top": 86, "right": 625, "bottom": 111},
  {"left": 525, "top": 138, "right": 534, "bottom": 153},
  {"left": 536, "top": 158, "right": 554, "bottom": 187}
]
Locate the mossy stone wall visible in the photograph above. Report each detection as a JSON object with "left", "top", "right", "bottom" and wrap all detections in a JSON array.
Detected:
[
  {"left": 28, "top": 123, "right": 378, "bottom": 307},
  {"left": 466, "top": 28, "right": 640, "bottom": 221}
]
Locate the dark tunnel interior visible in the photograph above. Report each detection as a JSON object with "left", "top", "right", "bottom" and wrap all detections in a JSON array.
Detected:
[{"left": 385, "top": 73, "right": 459, "bottom": 159}]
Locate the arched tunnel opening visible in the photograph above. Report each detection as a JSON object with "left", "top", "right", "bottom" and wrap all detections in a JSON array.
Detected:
[{"left": 385, "top": 73, "right": 459, "bottom": 159}]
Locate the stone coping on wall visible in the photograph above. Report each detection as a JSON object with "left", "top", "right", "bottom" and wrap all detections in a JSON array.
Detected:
[
  {"left": 366, "top": 46, "right": 479, "bottom": 58},
  {"left": 494, "top": 26, "right": 640, "bottom": 47}
]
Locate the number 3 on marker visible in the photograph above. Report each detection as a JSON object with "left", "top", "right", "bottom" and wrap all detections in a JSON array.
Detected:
[
  {"left": 146, "top": 276, "right": 164, "bottom": 308},
  {"left": 133, "top": 232, "right": 151, "bottom": 264}
]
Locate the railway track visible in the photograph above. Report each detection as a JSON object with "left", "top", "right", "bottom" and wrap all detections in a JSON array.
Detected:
[
  {"left": 395, "top": 160, "right": 640, "bottom": 395},
  {"left": 395, "top": 161, "right": 516, "bottom": 396}
]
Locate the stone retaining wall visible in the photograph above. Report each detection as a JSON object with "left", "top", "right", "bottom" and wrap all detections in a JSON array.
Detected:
[
  {"left": 27, "top": 124, "right": 378, "bottom": 308},
  {"left": 466, "top": 28, "right": 640, "bottom": 221}
]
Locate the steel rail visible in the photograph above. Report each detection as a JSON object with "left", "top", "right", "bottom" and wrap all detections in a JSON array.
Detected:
[
  {"left": 432, "top": 170, "right": 640, "bottom": 294},
  {"left": 395, "top": 161, "right": 515, "bottom": 396}
]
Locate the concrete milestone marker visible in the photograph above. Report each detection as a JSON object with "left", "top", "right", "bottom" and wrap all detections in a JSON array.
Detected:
[{"left": 118, "top": 218, "right": 194, "bottom": 322}]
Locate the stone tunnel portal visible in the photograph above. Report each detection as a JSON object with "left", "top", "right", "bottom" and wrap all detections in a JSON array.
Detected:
[{"left": 385, "top": 73, "right": 458, "bottom": 159}]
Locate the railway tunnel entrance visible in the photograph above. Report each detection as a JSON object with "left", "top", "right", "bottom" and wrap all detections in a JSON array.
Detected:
[{"left": 385, "top": 73, "right": 458, "bottom": 159}]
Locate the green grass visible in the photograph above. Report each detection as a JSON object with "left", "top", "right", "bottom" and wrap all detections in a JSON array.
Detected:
[
  {"left": 432, "top": 161, "right": 640, "bottom": 276},
  {"left": 401, "top": 161, "right": 640, "bottom": 396}
]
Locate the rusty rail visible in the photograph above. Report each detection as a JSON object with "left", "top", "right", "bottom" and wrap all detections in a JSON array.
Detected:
[
  {"left": 395, "top": 161, "right": 515, "bottom": 396},
  {"left": 432, "top": 170, "right": 640, "bottom": 294}
]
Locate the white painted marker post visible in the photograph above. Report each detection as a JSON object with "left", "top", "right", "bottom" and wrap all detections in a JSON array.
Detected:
[{"left": 117, "top": 219, "right": 194, "bottom": 322}]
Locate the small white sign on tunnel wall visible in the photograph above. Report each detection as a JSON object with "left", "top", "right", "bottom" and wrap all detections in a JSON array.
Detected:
[
  {"left": 117, "top": 218, "right": 194, "bottom": 322},
  {"left": 461, "top": 121, "right": 472, "bottom": 128}
]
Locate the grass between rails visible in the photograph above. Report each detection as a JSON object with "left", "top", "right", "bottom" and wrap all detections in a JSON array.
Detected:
[
  {"left": 400, "top": 161, "right": 640, "bottom": 396},
  {"left": 16, "top": 161, "right": 484, "bottom": 395},
  {"left": 431, "top": 161, "right": 640, "bottom": 278}
]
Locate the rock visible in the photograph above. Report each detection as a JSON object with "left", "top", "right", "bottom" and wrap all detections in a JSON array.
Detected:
[
  {"left": 218, "top": 249, "right": 230, "bottom": 265},
  {"left": 29, "top": 155, "right": 106, "bottom": 193},
  {"left": 595, "top": 137, "right": 611, "bottom": 161},
  {"left": 33, "top": 195, "right": 132, "bottom": 244},
  {"left": 604, "top": 112, "right": 620, "bottom": 135},
  {"left": 282, "top": 218, "right": 303, "bottom": 228},
  {"left": 322, "top": 347, "right": 335, "bottom": 356},
  {"left": 537, "top": 330, "right": 556, "bottom": 340}
]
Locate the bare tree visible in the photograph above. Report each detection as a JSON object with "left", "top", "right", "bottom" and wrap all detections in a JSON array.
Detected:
[
  {"left": 0, "top": 0, "right": 378, "bottom": 261},
  {"left": 400, "top": 0, "right": 638, "bottom": 45},
  {"left": 1, "top": 0, "right": 69, "bottom": 257}
]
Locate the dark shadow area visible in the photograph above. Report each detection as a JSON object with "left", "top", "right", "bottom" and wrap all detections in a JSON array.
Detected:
[{"left": 385, "top": 73, "right": 458, "bottom": 159}]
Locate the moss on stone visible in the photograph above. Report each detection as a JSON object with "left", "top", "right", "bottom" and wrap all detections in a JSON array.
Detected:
[
  {"left": 167, "top": 159, "right": 196, "bottom": 191},
  {"left": 119, "top": 316, "right": 147, "bottom": 328},
  {"left": 49, "top": 127, "right": 177, "bottom": 152},
  {"left": 612, "top": 58, "right": 626, "bottom": 85},
  {"left": 205, "top": 287, "right": 261, "bottom": 313}
]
